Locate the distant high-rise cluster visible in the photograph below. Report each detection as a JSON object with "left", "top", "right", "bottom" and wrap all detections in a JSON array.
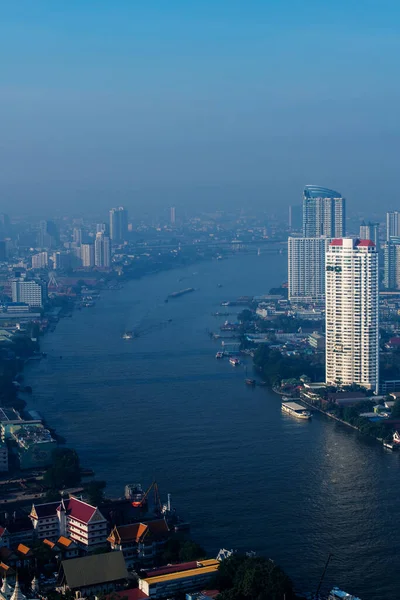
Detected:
[
  {"left": 325, "top": 239, "right": 379, "bottom": 394},
  {"left": 109, "top": 207, "right": 128, "bottom": 243},
  {"left": 288, "top": 185, "right": 345, "bottom": 302},
  {"left": 288, "top": 185, "right": 379, "bottom": 394},
  {"left": 170, "top": 207, "right": 176, "bottom": 225}
]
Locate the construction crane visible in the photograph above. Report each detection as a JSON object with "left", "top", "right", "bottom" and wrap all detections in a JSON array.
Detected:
[{"left": 132, "top": 480, "right": 162, "bottom": 513}]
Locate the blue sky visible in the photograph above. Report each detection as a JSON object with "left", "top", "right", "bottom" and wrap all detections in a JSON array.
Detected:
[{"left": 1, "top": 1, "right": 400, "bottom": 215}]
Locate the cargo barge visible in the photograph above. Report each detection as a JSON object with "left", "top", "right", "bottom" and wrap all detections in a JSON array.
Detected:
[
  {"left": 167, "top": 287, "right": 195, "bottom": 299},
  {"left": 281, "top": 399, "right": 311, "bottom": 420}
]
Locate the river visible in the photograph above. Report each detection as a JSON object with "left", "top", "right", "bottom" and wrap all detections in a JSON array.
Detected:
[{"left": 25, "top": 252, "right": 400, "bottom": 600}]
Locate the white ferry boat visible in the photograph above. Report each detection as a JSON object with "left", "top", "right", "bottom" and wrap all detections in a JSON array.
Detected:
[
  {"left": 328, "top": 586, "right": 361, "bottom": 600},
  {"left": 122, "top": 331, "right": 134, "bottom": 340},
  {"left": 281, "top": 399, "right": 311, "bottom": 420},
  {"left": 216, "top": 351, "right": 224, "bottom": 359},
  {"left": 229, "top": 357, "right": 240, "bottom": 366}
]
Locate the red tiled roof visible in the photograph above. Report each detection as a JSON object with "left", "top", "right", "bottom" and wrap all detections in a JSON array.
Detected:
[
  {"left": 62, "top": 497, "right": 100, "bottom": 524},
  {"left": 115, "top": 590, "right": 148, "bottom": 600},
  {"left": 0, "top": 527, "right": 5, "bottom": 537},
  {"left": 357, "top": 239, "right": 375, "bottom": 247},
  {"left": 330, "top": 239, "right": 343, "bottom": 246},
  {"left": 145, "top": 561, "right": 198, "bottom": 578}
]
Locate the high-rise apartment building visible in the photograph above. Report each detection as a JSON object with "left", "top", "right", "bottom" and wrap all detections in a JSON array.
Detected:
[
  {"left": 386, "top": 211, "right": 400, "bottom": 241},
  {"left": 96, "top": 223, "right": 107, "bottom": 234},
  {"left": 38, "top": 220, "right": 59, "bottom": 249},
  {"left": 303, "top": 185, "right": 345, "bottom": 237},
  {"left": 73, "top": 228, "right": 82, "bottom": 245},
  {"left": 325, "top": 238, "right": 379, "bottom": 393},
  {"left": 170, "top": 207, "right": 176, "bottom": 225},
  {"left": 360, "top": 221, "right": 379, "bottom": 248},
  {"left": 109, "top": 207, "right": 128, "bottom": 243},
  {"left": 288, "top": 205, "right": 302, "bottom": 231},
  {"left": 11, "top": 278, "right": 47, "bottom": 308},
  {"left": 31, "top": 252, "right": 49, "bottom": 269},
  {"left": 94, "top": 232, "right": 111, "bottom": 268},
  {"left": 383, "top": 237, "right": 400, "bottom": 289},
  {"left": 288, "top": 237, "right": 331, "bottom": 302},
  {"left": 52, "top": 251, "right": 71, "bottom": 271},
  {"left": 81, "top": 243, "right": 95, "bottom": 268}
]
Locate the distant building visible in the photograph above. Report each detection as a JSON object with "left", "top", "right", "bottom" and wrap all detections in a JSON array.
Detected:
[
  {"left": 308, "top": 332, "right": 325, "bottom": 350},
  {"left": 386, "top": 211, "right": 400, "bottom": 241},
  {"left": 37, "top": 220, "right": 59, "bottom": 249},
  {"left": 0, "top": 213, "right": 10, "bottom": 238},
  {"left": 170, "top": 206, "right": 176, "bottom": 225},
  {"left": 303, "top": 185, "right": 345, "bottom": 237},
  {"left": 288, "top": 205, "right": 302, "bottom": 231},
  {"left": 109, "top": 207, "right": 128, "bottom": 243},
  {"left": 52, "top": 251, "right": 71, "bottom": 271},
  {"left": 31, "top": 252, "right": 48, "bottom": 269},
  {"left": 72, "top": 228, "right": 82, "bottom": 245},
  {"left": 81, "top": 243, "right": 95, "bottom": 267},
  {"left": 95, "top": 232, "right": 111, "bottom": 267},
  {"left": 326, "top": 238, "right": 379, "bottom": 393},
  {"left": 11, "top": 278, "right": 47, "bottom": 308},
  {"left": 0, "top": 241, "right": 7, "bottom": 261},
  {"left": 383, "top": 237, "right": 400, "bottom": 289},
  {"left": 360, "top": 221, "right": 379, "bottom": 248},
  {"left": 288, "top": 237, "right": 331, "bottom": 302}
]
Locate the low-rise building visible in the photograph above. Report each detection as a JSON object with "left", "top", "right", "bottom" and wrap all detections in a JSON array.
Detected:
[
  {"left": 308, "top": 332, "right": 325, "bottom": 350},
  {"left": 30, "top": 496, "right": 108, "bottom": 551},
  {"left": 43, "top": 536, "right": 79, "bottom": 559},
  {"left": 59, "top": 551, "right": 128, "bottom": 595},
  {"left": 108, "top": 518, "right": 170, "bottom": 568},
  {"left": 11, "top": 425, "right": 56, "bottom": 469},
  {"left": 138, "top": 560, "right": 219, "bottom": 599}
]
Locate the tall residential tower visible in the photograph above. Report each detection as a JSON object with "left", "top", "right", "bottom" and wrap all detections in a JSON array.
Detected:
[
  {"left": 325, "top": 238, "right": 379, "bottom": 393},
  {"left": 303, "top": 185, "right": 345, "bottom": 238},
  {"left": 109, "top": 207, "right": 128, "bottom": 243}
]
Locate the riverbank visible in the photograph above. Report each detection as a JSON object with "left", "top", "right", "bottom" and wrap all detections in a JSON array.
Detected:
[{"left": 21, "top": 252, "right": 400, "bottom": 600}]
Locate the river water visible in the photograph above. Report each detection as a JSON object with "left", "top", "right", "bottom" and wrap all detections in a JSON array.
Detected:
[{"left": 25, "top": 252, "right": 400, "bottom": 600}]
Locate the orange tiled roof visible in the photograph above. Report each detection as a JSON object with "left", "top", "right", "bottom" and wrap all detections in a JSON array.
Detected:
[
  {"left": 43, "top": 539, "right": 55, "bottom": 549},
  {"left": 57, "top": 536, "right": 72, "bottom": 548},
  {"left": 17, "top": 543, "right": 31, "bottom": 555}
]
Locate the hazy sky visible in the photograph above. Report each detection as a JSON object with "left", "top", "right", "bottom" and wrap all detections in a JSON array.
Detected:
[{"left": 1, "top": 1, "right": 400, "bottom": 215}]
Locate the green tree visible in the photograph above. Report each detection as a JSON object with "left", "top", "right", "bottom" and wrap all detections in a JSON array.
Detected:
[
  {"left": 178, "top": 540, "right": 206, "bottom": 562},
  {"left": 85, "top": 480, "right": 107, "bottom": 506},
  {"left": 238, "top": 310, "right": 254, "bottom": 323},
  {"left": 43, "top": 448, "right": 81, "bottom": 490}
]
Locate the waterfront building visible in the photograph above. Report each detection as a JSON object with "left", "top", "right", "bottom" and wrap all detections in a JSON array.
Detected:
[
  {"left": 11, "top": 425, "right": 56, "bottom": 470},
  {"left": 170, "top": 206, "right": 176, "bottom": 225},
  {"left": 303, "top": 185, "right": 345, "bottom": 237},
  {"left": 386, "top": 211, "right": 400, "bottom": 241},
  {"left": 59, "top": 551, "right": 128, "bottom": 595},
  {"left": 107, "top": 518, "right": 170, "bottom": 568},
  {"left": 138, "top": 559, "right": 219, "bottom": 599},
  {"left": 11, "top": 278, "right": 47, "bottom": 308},
  {"left": 360, "top": 221, "right": 379, "bottom": 248},
  {"left": 95, "top": 232, "right": 111, "bottom": 268},
  {"left": 325, "top": 238, "right": 379, "bottom": 393},
  {"left": 383, "top": 237, "right": 400, "bottom": 289},
  {"left": 31, "top": 252, "right": 48, "bottom": 269},
  {"left": 30, "top": 496, "right": 108, "bottom": 551},
  {"left": 109, "top": 207, "right": 128, "bottom": 243},
  {"left": 288, "top": 237, "right": 331, "bottom": 302},
  {"left": 81, "top": 243, "right": 95, "bottom": 268}
]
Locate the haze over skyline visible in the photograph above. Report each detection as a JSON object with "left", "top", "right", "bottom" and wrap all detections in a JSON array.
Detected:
[{"left": 1, "top": 1, "right": 400, "bottom": 214}]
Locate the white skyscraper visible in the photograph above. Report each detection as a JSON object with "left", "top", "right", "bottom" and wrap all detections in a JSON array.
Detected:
[
  {"left": 31, "top": 252, "right": 49, "bottom": 269},
  {"left": 94, "top": 232, "right": 111, "bottom": 268},
  {"left": 303, "top": 185, "right": 345, "bottom": 237},
  {"left": 81, "top": 244, "right": 95, "bottom": 268},
  {"left": 386, "top": 211, "right": 400, "bottom": 241},
  {"left": 288, "top": 237, "right": 331, "bottom": 302},
  {"left": 360, "top": 221, "right": 379, "bottom": 248},
  {"left": 11, "top": 278, "right": 47, "bottom": 308},
  {"left": 325, "top": 238, "right": 379, "bottom": 393}
]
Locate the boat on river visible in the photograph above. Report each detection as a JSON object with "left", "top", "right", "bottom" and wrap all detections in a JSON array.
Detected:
[
  {"left": 122, "top": 331, "right": 134, "bottom": 340},
  {"left": 229, "top": 357, "right": 240, "bottom": 366},
  {"left": 245, "top": 378, "right": 256, "bottom": 386},
  {"left": 328, "top": 587, "right": 361, "bottom": 600},
  {"left": 281, "top": 399, "right": 311, "bottom": 420},
  {"left": 216, "top": 351, "right": 224, "bottom": 359}
]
